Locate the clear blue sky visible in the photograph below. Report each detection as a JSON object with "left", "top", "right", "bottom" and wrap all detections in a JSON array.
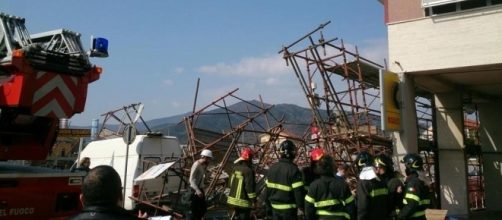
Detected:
[{"left": 3, "top": 1, "right": 387, "bottom": 126}]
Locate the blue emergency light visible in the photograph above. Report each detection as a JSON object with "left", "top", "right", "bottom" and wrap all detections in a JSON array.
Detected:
[{"left": 90, "top": 37, "right": 109, "bottom": 57}]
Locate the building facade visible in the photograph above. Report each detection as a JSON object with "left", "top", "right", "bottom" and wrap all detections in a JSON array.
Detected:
[{"left": 380, "top": 0, "right": 502, "bottom": 216}]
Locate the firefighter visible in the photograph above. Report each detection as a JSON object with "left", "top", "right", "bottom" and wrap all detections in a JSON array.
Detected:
[
  {"left": 374, "top": 154, "right": 404, "bottom": 219},
  {"left": 227, "top": 147, "right": 257, "bottom": 220},
  {"left": 266, "top": 140, "right": 305, "bottom": 220},
  {"left": 301, "top": 148, "right": 325, "bottom": 192},
  {"left": 305, "top": 155, "right": 355, "bottom": 220},
  {"left": 355, "top": 151, "right": 389, "bottom": 220},
  {"left": 397, "top": 154, "right": 429, "bottom": 220}
]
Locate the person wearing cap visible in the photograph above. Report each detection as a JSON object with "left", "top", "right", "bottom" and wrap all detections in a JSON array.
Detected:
[
  {"left": 266, "top": 140, "right": 305, "bottom": 220},
  {"left": 305, "top": 155, "right": 355, "bottom": 220},
  {"left": 189, "top": 149, "right": 213, "bottom": 220},
  {"left": 227, "top": 147, "right": 257, "bottom": 220},
  {"left": 374, "top": 154, "right": 404, "bottom": 219},
  {"left": 397, "top": 154, "right": 429, "bottom": 220},
  {"left": 301, "top": 147, "right": 324, "bottom": 192},
  {"left": 355, "top": 151, "right": 389, "bottom": 220}
]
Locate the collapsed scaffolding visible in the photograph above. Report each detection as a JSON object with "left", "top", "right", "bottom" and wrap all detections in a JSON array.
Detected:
[
  {"left": 83, "top": 22, "right": 488, "bottom": 216},
  {"left": 97, "top": 103, "right": 152, "bottom": 138},
  {"left": 176, "top": 22, "right": 399, "bottom": 216},
  {"left": 181, "top": 87, "right": 312, "bottom": 216},
  {"left": 279, "top": 21, "right": 392, "bottom": 177},
  {"left": 176, "top": 23, "right": 398, "bottom": 216},
  {"left": 89, "top": 24, "right": 449, "bottom": 216}
]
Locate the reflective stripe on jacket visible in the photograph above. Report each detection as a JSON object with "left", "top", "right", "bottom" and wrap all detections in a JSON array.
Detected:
[
  {"left": 356, "top": 177, "right": 390, "bottom": 220},
  {"left": 398, "top": 174, "right": 429, "bottom": 220},
  {"left": 227, "top": 161, "right": 256, "bottom": 208},
  {"left": 305, "top": 176, "right": 354, "bottom": 220},
  {"left": 266, "top": 158, "right": 305, "bottom": 211}
]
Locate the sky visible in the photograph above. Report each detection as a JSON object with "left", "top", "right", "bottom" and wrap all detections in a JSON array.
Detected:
[{"left": 2, "top": 1, "right": 388, "bottom": 126}]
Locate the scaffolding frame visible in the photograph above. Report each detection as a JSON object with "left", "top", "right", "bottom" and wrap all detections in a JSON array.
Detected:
[
  {"left": 280, "top": 22, "right": 392, "bottom": 178},
  {"left": 181, "top": 88, "right": 310, "bottom": 213},
  {"left": 97, "top": 103, "right": 152, "bottom": 138}
]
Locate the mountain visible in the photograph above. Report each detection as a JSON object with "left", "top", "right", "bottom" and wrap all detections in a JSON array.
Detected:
[
  {"left": 97, "top": 100, "right": 382, "bottom": 145},
  {"left": 143, "top": 100, "right": 313, "bottom": 144}
]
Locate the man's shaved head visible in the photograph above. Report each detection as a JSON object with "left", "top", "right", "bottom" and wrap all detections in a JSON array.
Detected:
[{"left": 81, "top": 165, "right": 122, "bottom": 206}]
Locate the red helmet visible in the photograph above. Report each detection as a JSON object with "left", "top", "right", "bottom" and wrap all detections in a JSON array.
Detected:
[
  {"left": 310, "top": 148, "right": 325, "bottom": 161},
  {"left": 240, "top": 147, "right": 253, "bottom": 161}
]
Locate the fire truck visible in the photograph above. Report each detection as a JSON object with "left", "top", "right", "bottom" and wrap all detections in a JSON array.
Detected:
[{"left": 0, "top": 12, "right": 107, "bottom": 219}]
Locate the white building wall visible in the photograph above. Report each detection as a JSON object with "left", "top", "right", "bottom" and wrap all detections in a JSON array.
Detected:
[
  {"left": 435, "top": 92, "right": 469, "bottom": 216},
  {"left": 388, "top": 6, "right": 502, "bottom": 72}
]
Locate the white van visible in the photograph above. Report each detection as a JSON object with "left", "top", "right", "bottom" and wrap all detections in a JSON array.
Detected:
[{"left": 78, "top": 134, "right": 182, "bottom": 210}]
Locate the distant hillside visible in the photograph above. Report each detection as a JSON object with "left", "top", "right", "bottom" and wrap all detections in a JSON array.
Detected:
[
  {"left": 145, "top": 100, "right": 313, "bottom": 144},
  {"left": 96, "top": 100, "right": 382, "bottom": 145}
]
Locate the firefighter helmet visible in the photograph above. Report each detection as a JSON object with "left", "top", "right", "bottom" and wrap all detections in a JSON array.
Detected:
[
  {"left": 374, "top": 154, "right": 393, "bottom": 167},
  {"left": 240, "top": 147, "right": 253, "bottom": 161},
  {"left": 355, "top": 151, "right": 373, "bottom": 170},
  {"left": 374, "top": 154, "right": 395, "bottom": 173},
  {"left": 401, "top": 153, "right": 423, "bottom": 171},
  {"left": 279, "top": 140, "right": 296, "bottom": 159},
  {"left": 310, "top": 148, "right": 325, "bottom": 162}
]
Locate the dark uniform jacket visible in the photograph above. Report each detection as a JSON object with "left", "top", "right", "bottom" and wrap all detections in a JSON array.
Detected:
[
  {"left": 385, "top": 175, "right": 404, "bottom": 217},
  {"left": 397, "top": 174, "right": 429, "bottom": 220},
  {"left": 305, "top": 175, "right": 355, "bottom": 220},
  {"left": 301, "top": 165, "right": 320, "bottom": 192},
  {"left": 69, "top": 205, "right": 138, "bottom": 220},
  {"left": 266, "top": 158, "right": 305, "bottom": 212},
  {"left": 356, "top": 169, "right": 390, "bottom": 220},
  {"left": 227, "top": 160, "right": 257, "bottom": 208}
]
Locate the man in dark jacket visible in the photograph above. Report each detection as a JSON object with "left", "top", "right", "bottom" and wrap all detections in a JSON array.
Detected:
[
  {"left": 374, "top": 154, "right": 404, "bottom": 219},
  {"left": 355, "top": 151, "right": 389, "bottom": 220},
  {"left": 305, "top": 155, "right": 355, "bottom": 220},
  {"left": 266, "top": 140, "right": 305, "bottom": 220},
  {"left": 227, "top": 147, "right": 257, "bottom": 220},
  {"left": 397, "top": 154, "right": 429, "bottom": 220},
  {"left": 70, "top": 165, "right": 139, "bottom": 220},
  {"left": 301, "top": 148, "right": 324, "bottom": 192}
]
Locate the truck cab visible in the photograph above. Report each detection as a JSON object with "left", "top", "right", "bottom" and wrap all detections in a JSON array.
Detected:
[
  {"left": 0, "top": 12, "right": 107, "bottom": 219},
  {"left": 0, "top": 12, "right": 105, "bottom": 160}
]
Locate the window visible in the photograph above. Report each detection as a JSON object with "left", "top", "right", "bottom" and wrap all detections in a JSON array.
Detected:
[
  {"left": 142, "top": 157, "right": 160, "bottom": 172},
  {"left": 433, "top": 3, "right": 458, "bottom": 14},
  {"left": 461, "top": 0, "right": 487, "bottom": 10},
  {"left": 424, "top": 0, "right": 498, "bottom": 16},
  {"left": 491, "top": 0, "right": 502, "bottom": 5},
  {"left": 422, "top": 0, "right": 467, "bottom": 7}
]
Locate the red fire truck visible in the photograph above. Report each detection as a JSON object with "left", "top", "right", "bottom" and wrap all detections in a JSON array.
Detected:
[{"left": 0, "top": 12, "right": 107, "bottom": 219}]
